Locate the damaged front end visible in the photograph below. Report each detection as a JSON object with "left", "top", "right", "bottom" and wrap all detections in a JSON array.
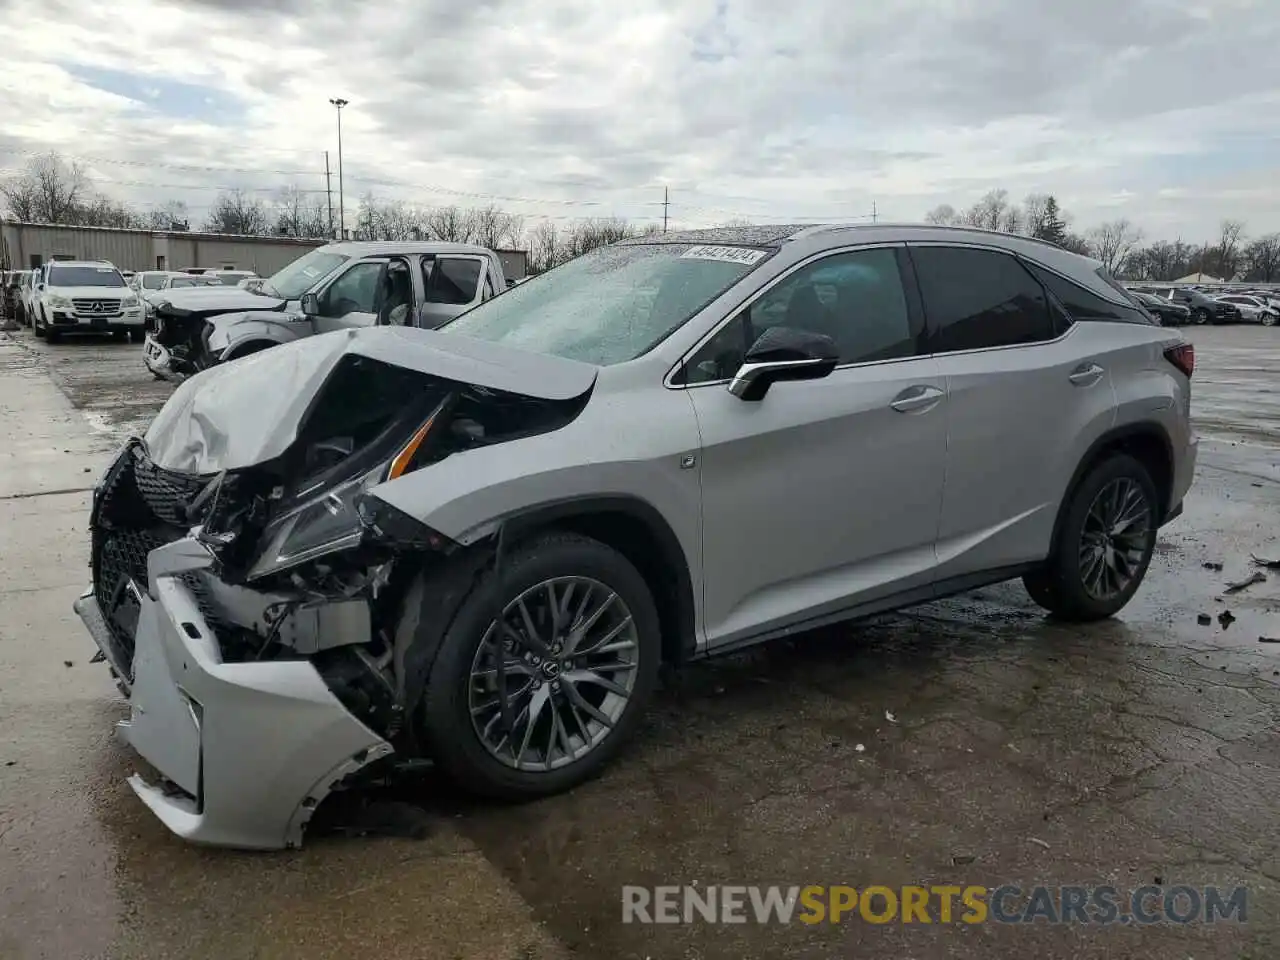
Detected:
[
  {"left": 77, "top": 329, "right": 593, "bottom": 849},
  {"left": 143, "top": 290, "right": 288, "bottom": 382}
]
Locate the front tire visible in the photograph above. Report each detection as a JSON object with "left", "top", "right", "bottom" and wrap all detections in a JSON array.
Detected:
[
  {"left": 1024, "top": 454, "right": 1159, "bottom": 621},
  {"left": 418, "top": 532, "right": 661, "bottom": 800},
  {"left": 1193, "top": 308, "right": 1210, "bottom": 325},
  {"left": 33, "top": 309, "right": 46, "bottom": 338}
]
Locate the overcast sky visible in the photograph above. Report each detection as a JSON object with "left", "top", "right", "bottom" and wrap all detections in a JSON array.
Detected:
[{"left": 1, "top": 0, "right": 1278, "bottom": 240}]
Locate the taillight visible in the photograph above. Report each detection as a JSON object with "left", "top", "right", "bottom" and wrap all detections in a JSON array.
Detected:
[{"left": 1164, "top": 342, "right": 1194, "bottom": 378}]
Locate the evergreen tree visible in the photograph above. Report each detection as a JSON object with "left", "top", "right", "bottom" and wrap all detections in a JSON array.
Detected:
[{"left": 1035, "top": 196, "right": 1068, "bottom": 246}]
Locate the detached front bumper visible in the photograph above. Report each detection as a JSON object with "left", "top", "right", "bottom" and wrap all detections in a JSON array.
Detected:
[{"left": 74, "top": 538, "right": 392, "bottom": 850}]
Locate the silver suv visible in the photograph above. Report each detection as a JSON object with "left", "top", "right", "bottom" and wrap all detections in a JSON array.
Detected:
[{"left": 76, "top": 224, "right": 1196, "bottom": 849}]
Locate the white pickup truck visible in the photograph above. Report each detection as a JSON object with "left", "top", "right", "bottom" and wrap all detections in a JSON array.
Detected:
[{"left": 143, "top": 241, "right": 508, "bottom": 381}]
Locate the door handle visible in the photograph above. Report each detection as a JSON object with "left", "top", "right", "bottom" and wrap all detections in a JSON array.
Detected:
[
  {"left": 890, "top": 385, "right": 944, "bottom": 413},
  {"left": 1068, "top": 363, "right": 1105, "bottom": 387}
]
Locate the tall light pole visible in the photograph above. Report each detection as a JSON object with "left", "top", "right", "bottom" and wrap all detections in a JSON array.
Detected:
[{"left": 329, "top": 97, "right": 348, "bottom": 238}]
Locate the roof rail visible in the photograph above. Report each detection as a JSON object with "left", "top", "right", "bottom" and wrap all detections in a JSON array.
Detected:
[{"left": 786, "top": 221, "right": 1068, "bottom": 253}]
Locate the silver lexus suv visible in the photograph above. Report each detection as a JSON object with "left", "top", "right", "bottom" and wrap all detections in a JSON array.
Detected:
[{"left": 76, "top": 224, "right": 1196, "bottom": 849}]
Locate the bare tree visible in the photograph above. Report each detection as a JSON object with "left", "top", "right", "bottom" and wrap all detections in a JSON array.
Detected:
[
  {"left": 203, "top": 189, "right": 269, "bottom": 235},
  {"left": 527, "top": 220, "right": 561, "bottom": 273},
  {"left": 0, "top": 152, "right": 90, "bottom": 223},
  {"left": 423, "top": 205, "right": 475, "bottom": 242},
  {"left": 1021, "top": 194, "right": 1050, "bottom": 237},
  {"left": 471, "top": 204, "right": 524, "bottom": 249},
  {"left": 274, "top": 185, "right": 319, "bottom": 237},
  {"left": 1215, "top": 219, "right": 1246, "bottom": 280},
  {"left": 1244, "top": 233, "right": 1280, "bottom": 282},
  {"left": 962, "top": 189, "right": 1012, "bottom": 231},
  {"left": 32, "top": 153, "right": 90, "bottom": 223},
  {"left": 78, "top": 195, "right": 139, "bottom": 229},
  {"left": 564, "top": 218, "right": 637, "bottom": 258},
  {"left": 924, "top": 204, "right": 959, "bottom": 226},
  {"left": 1086, "top": 219, "right": 1143, "bottom": 274},
  {"left": 142, "top": 200, "right": 191, "bottom": 231},
  {"left": 0, "top": 173, "right": 40, "bottom": 221}
]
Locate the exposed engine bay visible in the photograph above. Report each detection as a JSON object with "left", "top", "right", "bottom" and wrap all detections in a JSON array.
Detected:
[{"left": 93, "top": 350, "right": 587, "bottom": 744}]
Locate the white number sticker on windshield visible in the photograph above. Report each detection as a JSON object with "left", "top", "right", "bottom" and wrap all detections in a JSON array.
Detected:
[{"left": 680, "top": 245, "right": 767, "bottom": 265}]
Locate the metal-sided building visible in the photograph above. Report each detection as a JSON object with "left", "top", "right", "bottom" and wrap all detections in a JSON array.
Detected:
[
  {"left": 0, "top": 220, "right": 529, "bottom": 281},
  {"left": 0, "top": 221, "right": 326, "bottom": 275}
]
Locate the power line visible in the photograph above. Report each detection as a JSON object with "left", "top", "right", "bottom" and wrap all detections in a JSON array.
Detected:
[{"left": 0, "top": 147, "right": 880, "bottom": 225}]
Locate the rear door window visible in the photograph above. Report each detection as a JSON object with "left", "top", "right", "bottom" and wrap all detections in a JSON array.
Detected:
[
  {"left": 909, "top": 246, "right": 1055, "bottom": 352},
  {"left": 426, "top": 257, "right": 483, "bottom": 305}
]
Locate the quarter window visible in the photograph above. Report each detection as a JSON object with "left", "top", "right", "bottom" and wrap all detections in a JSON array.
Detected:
[
  {"left": 910, "top": 247, "right": 1054, "bottom": 352},
  {"left": 1024, "top": 262, "right": 1154, "bottom": 326},
  {"left": 682, "top": 247, "right": 917, "bottom": 384}
]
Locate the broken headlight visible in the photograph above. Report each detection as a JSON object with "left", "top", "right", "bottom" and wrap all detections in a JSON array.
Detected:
[
  {"left": 245, "top": 400, "right": 454, "bottom": 581},
  {"left": 246, "top": 465, "right": 387, "bottom": 580}
]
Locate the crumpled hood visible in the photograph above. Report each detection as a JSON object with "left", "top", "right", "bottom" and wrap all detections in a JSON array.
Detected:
[
  {"left": 154, "top": 286, "right": 285, "bottom": 316},
  {"left": 144, "top": 326, "right": 599, "bottom": 474}
]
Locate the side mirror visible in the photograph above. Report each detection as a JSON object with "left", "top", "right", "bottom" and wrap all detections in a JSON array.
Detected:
[
  {"left": 728, "top": 327, "right": 839, "bottom": 401},
  {"left": 300, "top": 291, "right": 320, "bottom": 316}
]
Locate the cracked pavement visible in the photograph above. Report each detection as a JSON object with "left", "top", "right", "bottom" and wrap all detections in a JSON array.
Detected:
[{"left": 1, "top": 324, "right": 1277, "bottom": 959}]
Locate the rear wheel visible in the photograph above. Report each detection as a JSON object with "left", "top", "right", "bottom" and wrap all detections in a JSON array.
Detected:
[
  {"left": 418, "top": 532, "right": 661, "bottom": 800},
  {"left": 1024, "top": 454, "right": 1159, "bottom": 621}
]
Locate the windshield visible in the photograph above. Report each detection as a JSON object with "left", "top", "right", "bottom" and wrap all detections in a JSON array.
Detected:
[
  {"left": 442, "top": 243, "right": 770, "bottom": 365},
  {"left": 263, "top": 249, "right": 349, "bottom": 299},
  {"left": 48, "top": 265, "right": 125, "bottom": 288}
]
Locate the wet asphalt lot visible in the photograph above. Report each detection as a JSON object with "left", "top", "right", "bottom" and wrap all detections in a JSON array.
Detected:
[{"left": 2, "top": 324, "right": 1279, "bottom": 959}]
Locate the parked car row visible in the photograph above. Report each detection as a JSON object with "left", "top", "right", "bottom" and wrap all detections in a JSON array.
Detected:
[
  {"left": 1128, "top": 284, "right": 1280, "bottom": 326},
  {"left": 5, "top": 262, "right": 259, "bottom": 342},
  {"left": 75, "top": 224, "right": 1198, "bottom": 850}
]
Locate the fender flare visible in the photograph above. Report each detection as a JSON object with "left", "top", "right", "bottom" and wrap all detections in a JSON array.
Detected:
[
  {"left": 398, "top": 494, "right": 699, "bottom": 726},
  {"left": 1050, "top": 422, "right": 1176, "bottom": 552},
  {"left": 489, "top": 494, "right": 697, "bottom": 661}
]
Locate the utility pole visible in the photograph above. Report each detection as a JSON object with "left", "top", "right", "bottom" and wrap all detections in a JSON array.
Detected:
[
  {"left": 329, "top": 98, "right": 348, "bottom": 238},
  {"left": 324, "top": 151, "right": 334, "bottom": 239},
  {"left": 662, "top": 186, "right": 669, "bottom": 233},
  {"left": 872, "top": 200, "right": 877, "bottom": 223}
]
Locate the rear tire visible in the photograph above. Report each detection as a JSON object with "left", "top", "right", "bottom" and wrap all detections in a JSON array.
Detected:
[
  {"left": 418, "top": 532, "right": 661, "bottom": 800},
  {"left": 1024, "top": 454, "right": 1159, "bottom": 621}
]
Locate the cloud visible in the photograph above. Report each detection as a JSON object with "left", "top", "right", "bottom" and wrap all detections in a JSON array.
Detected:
[{"left": 0, "top": 0, "right": 1278, "bottom": 239}]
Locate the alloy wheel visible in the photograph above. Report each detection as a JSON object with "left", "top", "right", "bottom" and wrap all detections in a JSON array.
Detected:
[
  {"left": 1078, "top": 477, "right": 1152, "bottom": 602},
  {"left": 468, "top": 576, "right": 641, "bottom": 772}
]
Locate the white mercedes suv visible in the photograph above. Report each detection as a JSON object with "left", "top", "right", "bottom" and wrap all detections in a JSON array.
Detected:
[{"left": 33, "top": 260, "right": 145, "bottom": 343}]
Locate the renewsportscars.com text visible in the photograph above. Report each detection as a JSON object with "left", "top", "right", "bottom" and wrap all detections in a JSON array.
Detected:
[{"left": 622, "top": 884, "right": 1248, "bottom": 926}]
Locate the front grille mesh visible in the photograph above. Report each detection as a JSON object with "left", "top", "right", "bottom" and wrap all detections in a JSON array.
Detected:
[
  {"left": 91, "top": 445, "right": 211, "bottom": 672},
  {"left": 132, "top": 457, "right": 207, "bottom": 526}
]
